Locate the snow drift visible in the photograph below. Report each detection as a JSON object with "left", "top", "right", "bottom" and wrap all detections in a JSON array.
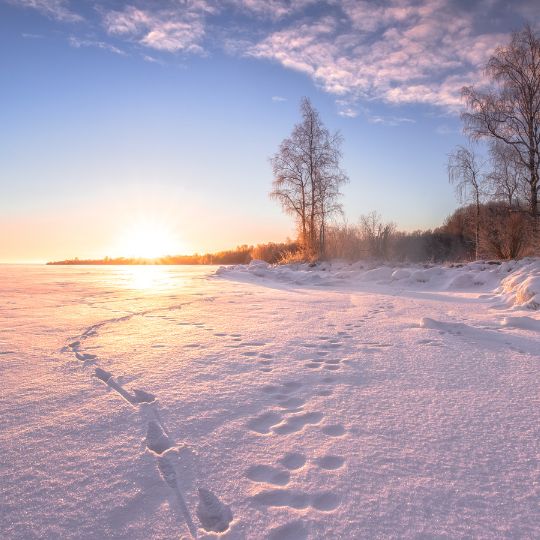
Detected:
[{"left": 218, "top": 257, "right": 540, "bottom": 310}]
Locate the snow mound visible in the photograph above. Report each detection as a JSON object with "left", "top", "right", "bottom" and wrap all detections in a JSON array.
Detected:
[
  {"left": 391, "top": 269, "right": 411, "bottom": 280},
  {"left": 498, "top": 260, "right": 540, "bottom": 309},
  {"left": 501, "top": 316, "right": 540, "bottom": 332}
]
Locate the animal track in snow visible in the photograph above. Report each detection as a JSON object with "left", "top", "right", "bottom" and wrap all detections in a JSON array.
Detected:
[
  {"left": 275, "top": 396, "right": 305, "bottom": 410},
  {"left": 273, "top": 411, "right": 324, "bottom": 435},
  {"left": 246, "top": 465, "right": 290, "bottom": 486},
  {"left": 316, "top": 455, "right": 345, "bottom": 470},
  {"left": 268, "top": 521, "right": 308, "bottom": 540},
  {"left": 253, "top": 489, "right": 340, "bottom": 512},
  {"left": 247, "top": 411, "right": 283, "bottom": 434},
  {"left": 262, "top": 381, "right": 302, "bottom": 396},
  {"left": 305, "top": 362, "right": 321, "bottom": 369},
  {"left": 279, "top": 453, "right": 306, "bottom": 470}
]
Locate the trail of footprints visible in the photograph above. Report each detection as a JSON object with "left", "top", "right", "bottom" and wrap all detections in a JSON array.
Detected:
[
  {"left": 63, "top": 299, "right": 391, "bottom": 537},
  {"left": 241, "top": 302, "right": 395, "bottom": 535},
  {"left": 245, "top": 377, "right": 347, "bottom": 535},
  {"left": 63, "top": 312, "right": 233, "bottom": 538}
]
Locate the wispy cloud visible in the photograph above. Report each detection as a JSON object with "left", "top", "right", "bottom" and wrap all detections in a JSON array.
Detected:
[
  {"left": 21, "top": 32, "right": 44, "bottom": 39},
  {"left": 102, "top": 3, "right": 212, "bottom": 53},
  {"left": 271, "top": 95, "right": 287, "bottom": 102},
  {"left": 142, "top": 54, "right": 164, "bottom": 65},
  {"left": 368, "top": 115, "right": 415, "bottom": 126},
  {"left": 232, "top": 0, "right": 317, "bottom": 21},
  {"left": 68, "top": 36, "right": 126, "bottom": 55},
  {"left": 7, "top": 0, "right": 82, "bottom": 22}
]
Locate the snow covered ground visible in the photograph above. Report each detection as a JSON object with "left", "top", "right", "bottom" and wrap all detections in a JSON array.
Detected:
[{"left": 1, "top": 261, "right": 539, "bottom": 539}]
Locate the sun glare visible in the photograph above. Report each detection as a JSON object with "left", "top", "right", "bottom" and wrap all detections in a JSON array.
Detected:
[{"left": 115, "top": 220, "right": 181, "bottom": 259}]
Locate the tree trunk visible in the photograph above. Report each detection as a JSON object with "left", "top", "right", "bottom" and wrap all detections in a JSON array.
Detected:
[{"left": 475, "top": 194, "right": 480, "bottom": 260}]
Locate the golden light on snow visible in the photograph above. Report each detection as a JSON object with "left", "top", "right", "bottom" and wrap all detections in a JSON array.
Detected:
[{"left": 120, "top": 265, "right": 179, "bottom": 290}]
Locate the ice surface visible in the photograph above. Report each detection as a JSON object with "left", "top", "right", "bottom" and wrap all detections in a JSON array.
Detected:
[{"left": 1, "top": 262, "right": 539, "bottom": 539}]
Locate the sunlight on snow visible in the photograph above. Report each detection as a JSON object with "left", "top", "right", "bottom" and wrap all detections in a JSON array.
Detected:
[{"left": 117, "top": 265, "right": 183, "bottom": 291}]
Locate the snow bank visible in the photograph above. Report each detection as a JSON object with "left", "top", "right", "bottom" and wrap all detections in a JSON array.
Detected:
[
  {"left": 217, "top": 258, "right": 540, "bottom": 310},
  {"left": 498, "top": 260, "right": 540, "bottom": 309}
]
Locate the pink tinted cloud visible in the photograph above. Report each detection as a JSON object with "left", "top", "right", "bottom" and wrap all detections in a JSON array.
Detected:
[
  {"left": 248, "top": 0, "right": 508, "bottom": 114},
  {"left": 103, "top": 4, "right": 207, "bottom": 53}
]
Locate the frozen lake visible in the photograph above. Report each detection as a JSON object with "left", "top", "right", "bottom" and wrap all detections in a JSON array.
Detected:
[{"left": 1, "top": 263, "right": 539, "bottom": 539}]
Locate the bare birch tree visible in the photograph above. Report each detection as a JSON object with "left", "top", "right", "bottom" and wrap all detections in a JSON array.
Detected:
[
  {"left": 270, "top": 97, "right": 348, "bottom": 259},
  {"left": 461, "top": 24, "right": 540, "bottom": 224},
  {"left": 448, "top": 145, "right": 486, "bottom": 259},
  {"left": 487, "top": 141, "right": 526, "bottom": 206}
]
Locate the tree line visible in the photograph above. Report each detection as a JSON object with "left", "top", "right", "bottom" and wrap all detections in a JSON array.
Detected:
[
  {"left": 47, "top": 242, "right": 298, "bottom": 266},
  {"left": 270, "top": 24, "right": 540, "bottom": 262}
]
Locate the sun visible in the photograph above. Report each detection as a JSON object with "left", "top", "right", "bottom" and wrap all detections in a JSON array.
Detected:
[{"left": 115, "top": 220, "right": 181, "bottom": 259}]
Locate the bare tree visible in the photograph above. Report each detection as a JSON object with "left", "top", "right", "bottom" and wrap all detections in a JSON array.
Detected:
[
  {"left": 359, "top": 211, "right": 396, "bottom": 260},
  {"left": 487, "top": 141, "right": 525, "bottom": 207},
  {"left": 461, "top": 24, "right": 540, "bottom": 224},
  {"left": 270, "top": 98, "right": 348, "bottom": 258},
  {"left": 447, "top": 145, "right": 486, "bottom": 259}
]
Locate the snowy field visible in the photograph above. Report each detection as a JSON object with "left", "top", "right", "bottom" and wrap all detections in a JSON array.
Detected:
[{"left": 1, "top": 261, "right": 539, "bottom": 539}]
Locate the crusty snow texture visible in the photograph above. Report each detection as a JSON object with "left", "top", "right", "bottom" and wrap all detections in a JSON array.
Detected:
[{"left": 1, "top": 261, "right": 539, "bottom": 539}]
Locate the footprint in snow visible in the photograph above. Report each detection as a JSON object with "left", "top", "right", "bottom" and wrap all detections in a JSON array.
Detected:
[
  {"left": 279, "top": 453, "right": 306, "bottom": 470},
  {"left": 305, "top": 362, "right": 321, "bottom": 369},
  {"left": 253, "top": 489, "right": 339, "bottom": 512},
  {"left": 76, "top": 352, "right": 97, "bottom": 361},
  {"left": 196, "top": 488, "right": 233, "bottom": 533},
  {"left": 247, "top": 412, "right": 283, "bottom": 434},
  {"left": 246, "top": 465, "right": 290, "bottom": 486},
  {"left": 316, "top": 455, "right": 345, "bottom": 470},
  {"left": 272, "top": 411, "right": 324, "bottom": 435},
  {"left": 268, "top": 521, "right": 308, "bottom": 540},
  {"left": 145, "top": 421, "right": 174, "bottom": 455},
  {"left": 95, "top": 368, "right": 156, "bottom": 406},
  {"left": 275, "top": 396, "right": 305, "bottom": 410}
]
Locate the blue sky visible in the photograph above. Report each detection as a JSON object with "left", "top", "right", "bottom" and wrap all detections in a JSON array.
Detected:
[{"left": 1, "top": 0, "right": 538, "bottom": 261}]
